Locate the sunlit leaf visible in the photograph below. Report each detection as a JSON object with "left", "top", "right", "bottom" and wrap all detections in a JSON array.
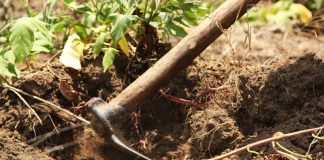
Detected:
[
  {"left": 9, "top": 17, "right": 52, "bottom": 61},
  {"left": 118, "top": 36, "right": 130, "bottom": 57},
  {"left": 102, "top": 47, "right": 118, "bottom": 72},
  {"left": 240, "top": 1, "right": 313, "bottom": 27},
  {"left": 92, "top": 25, "right": 107, "bottom": 33},
  {"left": 9, "top": 18, "right": 35, "bottom": 62},
  {"left": 290, "top": 3, "right": 312, "bottom": 24},
  {"left": 59, "top": 34, "right": 84, "bottom": 70},
  {"left": 32, "top": 32, "right": 53, "bottom": 53},
  {"left": 0, "top": 56, "right": 20, "bottom": 77},
  {"left": 4, "top": 51, "right": 15, "bottom": 63}
]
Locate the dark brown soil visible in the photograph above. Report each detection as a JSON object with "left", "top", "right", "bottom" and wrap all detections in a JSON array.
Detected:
[
  {"left": 0, "top": 128, "right": 53, "bottom": 160},
  {"left": 0, "top": 18, "right": 324, "bottom": 160}
]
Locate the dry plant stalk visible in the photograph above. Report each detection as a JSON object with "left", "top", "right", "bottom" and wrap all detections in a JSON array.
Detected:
[{"left": 208, "top": 125, "right": 324, "bottom": 160}]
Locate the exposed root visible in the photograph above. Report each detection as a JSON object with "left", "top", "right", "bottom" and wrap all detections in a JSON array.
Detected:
[
  {"left": 45, "top": 141, "right": 78, "bottom": 154},
  {"left": 159, "top": 88, "right": 204, "bottom": 110},
  {"left": 0, "top": 83, "right": 90, "bottom": 125},
  {"left": 8, "top": 88, "right": 43, "bottom": 125},
  {"left": 27, "top": 123, "right": 83, "bottom": 146}
]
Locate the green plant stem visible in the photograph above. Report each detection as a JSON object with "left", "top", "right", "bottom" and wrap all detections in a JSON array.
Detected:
[
  {"left": 24, "top": 0, "right": 32, "bottom": 17},
  {"left": 143, "top": 0, "right": 149, "bottom": 19},
  {"left": 90, "top": 0, "right": 99, "bottom": 12},
  {"left": 146, "top": 0, "right": 162, "bottom": 23}
]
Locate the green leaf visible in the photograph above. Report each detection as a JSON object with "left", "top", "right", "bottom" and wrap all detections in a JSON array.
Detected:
[
  {"left": 309, "top": 0, "right": 323, "bottom": 9},
  {"left": 47, "top": 0, "right": 57, "bottom": 14},
  {"left": 9, "top": 18, "right": 35, "bottom": 62},
  {"left": 29, "top": 19, "right": 52, "bottom": 41},
  {"left": 174, "top": 16, "right": 196, "bottom": 27},
  {"left": 0, "top": 56, "right": 20, "bottom": 77},
  {"left": 9, "top": 17, "right": 52, "bottom": 61},
  {"left": 32, "top": 32, "right": 53, "bottom": 53},
  {"left": 43, "top": 0, "right": 57, "bottom": 23},
  {"left": 4, "top": 51, "right": 15, "bottom": 63},
  {"left": 82, "top": 14, "right": 96, "bottom": 27},
  {"left": 116, "top": 0, "right": 130, "bottom": 10},
  {"left": 7, "top": 63, "right": 20, "bottom": 77},
  {"left": 102, "top": 47, "right": 118, "bottom": 72},
  {"left": 165, "top": 20, "right": 187, "bottom": 37},
  {"left": 93, "top": 32, "right": 107, "bottom": 59},
  {"left": 183, "top": 10, "right": 197, "bottom": 21},
  {"left": 74, "top": 3, "right": 94, "bottom": 14},
  {"left": 32, "top": 40, "right": 51, "bottom": 53},
  {"left": 74, "top": 24, "right": 91, "bottom": 40},
  {"left": 51, "top": 21, "right": 66, "bottom": 33},
  {"left": 0, "top": 47, "right": 10, "bottom": 56},
  {"left": 63, "top": 0, "right": 74, "bottom": 4},
  {"left": 109, "top": 14, "right": 139, "bottom": 46}
]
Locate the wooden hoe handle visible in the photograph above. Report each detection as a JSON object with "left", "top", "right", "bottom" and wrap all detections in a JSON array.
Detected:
[
  {"left": 89, "top": 0, "right": 260, "bottom": 159},
  {"left": 109, "top": 0, "right": 260, "bottom": 111}
]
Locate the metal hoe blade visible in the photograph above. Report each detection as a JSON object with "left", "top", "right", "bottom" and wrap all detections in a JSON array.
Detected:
[{"left": 88, "top": 98, "right": 150, "bottom": 160}]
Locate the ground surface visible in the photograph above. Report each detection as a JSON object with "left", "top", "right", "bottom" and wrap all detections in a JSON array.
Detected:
[{"left": 1, "top": 2, "right": 324, "bottom": 159}]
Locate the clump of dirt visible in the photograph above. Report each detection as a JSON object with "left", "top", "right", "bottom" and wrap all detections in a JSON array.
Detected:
[
  {"left": 238, "top": 53, "right": 324, "bottom": 127},
  {"left": 188, "top": 107, "right": 243, "bottom": 157},
  {"left": 235, "top": 53, "right": 324, "bottom": 158}
]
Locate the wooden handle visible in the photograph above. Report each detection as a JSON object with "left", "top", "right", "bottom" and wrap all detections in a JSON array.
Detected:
[{"left": 109, "top": 0, "right": 260, "bottom": 111}]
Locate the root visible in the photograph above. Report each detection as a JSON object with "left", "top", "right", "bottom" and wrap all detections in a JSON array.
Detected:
[
  {"left": 9, "top": 88, "right": 43, "bottom": 125},
  {"left": 45, "top": 141, "right": 78, "bottom": 154},
  {"left": 27, "top": 123, "right": 83, "bottom": 146},
  {"left": 0, "top": 83, "right": 90, "bottom": 125},
  {"left": 159, "top": 88, "right": 203, "bottom": 110}
]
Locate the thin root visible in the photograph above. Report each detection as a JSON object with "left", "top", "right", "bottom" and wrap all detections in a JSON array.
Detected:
[
  {"left": 28, "top": 123, "right": 83, "bottom": 146},
  {"left": 9, "top": 88, "right": 43, "bottom": 125},
  {"left": 159, "top": 88, "right": 203, "bottom": 110},
  {"left": 45, "top": 141, "right": 78, "bottom": 154},
  {"left": 0, "top": 83, "right": 90, "bottom": 125}
]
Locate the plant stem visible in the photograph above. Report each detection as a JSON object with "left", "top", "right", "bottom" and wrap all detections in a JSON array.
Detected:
[{"left": 208, "top": 125, "right": 324, "bottom": 160}]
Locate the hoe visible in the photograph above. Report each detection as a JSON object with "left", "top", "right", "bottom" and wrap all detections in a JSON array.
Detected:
[{"left": 87, "top": 0, "right": 260, "bottom": 159}]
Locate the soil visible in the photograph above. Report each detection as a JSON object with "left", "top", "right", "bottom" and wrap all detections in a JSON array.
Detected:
[{"left": 1, "top": 3, "right": 324, "bottom": 160}]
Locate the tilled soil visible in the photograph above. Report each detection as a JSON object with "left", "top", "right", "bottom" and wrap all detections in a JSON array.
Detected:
[{"left": 0, "top": 25, "right": 324, "bottom": 160}]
